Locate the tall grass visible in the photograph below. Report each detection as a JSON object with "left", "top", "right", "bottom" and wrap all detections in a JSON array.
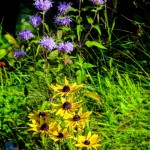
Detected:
[{"left": 85, "top": 66, "right": 150, "bottom": 150}]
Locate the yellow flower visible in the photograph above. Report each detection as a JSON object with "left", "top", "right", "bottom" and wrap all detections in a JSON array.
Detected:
[
  {"left": 75, "top": 131, "right": 100, "bottom": 149},
  {"left": 51, "top": 97, "right": 82, "bottom": 117},
  {"left": 28, "top": 110, "right": 50, "bottom": 122},
  {"left": 64, "top": 107, "right": 92, "bottom": 127},
  {"left": 28, "top": 118, "right": 58, "bottom": 136},
  {"left": 51, "top": 127, "right": 72, "bottom": 142},
  {"left": 50, "top": 76, "right": 84, "bottom": 98}
]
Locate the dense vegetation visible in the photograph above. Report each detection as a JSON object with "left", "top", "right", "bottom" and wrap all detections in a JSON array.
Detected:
[{"left": 0, "top": 0, "right": 150, "bottom": 150}]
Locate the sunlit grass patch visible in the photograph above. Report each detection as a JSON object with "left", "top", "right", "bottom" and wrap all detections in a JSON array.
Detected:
[{"left": 85, "top": 67, "right": 150, "bottom": 149}]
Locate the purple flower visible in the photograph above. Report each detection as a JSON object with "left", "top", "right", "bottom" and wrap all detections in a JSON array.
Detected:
[
  {"left": 40, "top": 36, "right": 56, "bottom": 50},
  {"left": 58, "top": 42, "right": 74, "bottom": 53},
  {"left": 58, "top": 42, "right": 65, "bottom": 51},
  {"left": 14, "top": 50, "right": 26, "bottom": 58},
  {"left": 30, "top": 14, "right": 42, "bottom": 27},
  {"left": 54, "top": 15, "right": 72, "bottom": 26},
  {"left": 58, "top": 2, "right": 72, "bottom": 14},
  {"left": 33, "top": 0, "right": 53, "bottom": 11},
  {"left": 91, "top": 0, "right": 105, "bottom": 4},
  {"left": 18, "top": 29, "right": 34, "bottom": 40}
]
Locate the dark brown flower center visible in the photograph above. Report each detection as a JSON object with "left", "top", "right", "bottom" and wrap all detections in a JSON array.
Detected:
[
  {"left": 57, "top": 133, "right": 64, "bottom": 138},
  {"left": 84, "top": 140, "right": 90, "bottom": 145},
  {"left": 39, "top": 111, "right": 46, "bottom": 117},
  {"left": 40, "top": 123, "right": 49, "bottom": 131},
  {"left": 63, "top": 85, "right": 70, "bottom": 92},
  {"left": 63, "top": 101, "right": 72, "bottom": 110},
  {"left": 73, "top": 115, "right": 81, "bottom": 121}
]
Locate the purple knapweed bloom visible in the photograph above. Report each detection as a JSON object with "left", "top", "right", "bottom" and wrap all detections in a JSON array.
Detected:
[
  {"left": 58, "top": 2, "right": 72, "bottom": 14},
  {"left": 18, "top": 29, "right": 34, "bottom": 40},
  {"left": 30, "top": 14, "right": 42, "bottom": 27},
  {"left": 54, "top": 15, "right": 72, "bottom": 26},
  {"left": 58, "top": 42, "right": 65, "bottom": 51},
  {"left": 33, "top": 0, "right": 53, "bottom": 11},
  {"left": 40, "top": 36, "right": 56, "bottom": 50},
  {"left": 91, "top": 0, "right": 105, "bottom": 4},
  {"left": 58, "top": 42, "right": 74, "bottom": 53},
  {"left": 14, "top": 50, "right": 26, "bottom": 58}
]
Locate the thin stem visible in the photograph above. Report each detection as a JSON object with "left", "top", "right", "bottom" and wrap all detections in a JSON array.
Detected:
[
  {"left": 82, "top": 5, "right": 99, "bottom": 45},
  {"left": 78, "top": 0, "right": 82, "bottom": 21},
  {"left": 41, "top": 11, "right": 48, "bottom": 79},
  {"left": 42, "top": 11, "right": 46, "bottom": 36}
]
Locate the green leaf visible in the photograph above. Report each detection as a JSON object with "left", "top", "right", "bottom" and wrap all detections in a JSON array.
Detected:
[
  {"left": 68, "top": 7, "right": 78, "bottom": 12},
  {"left": 82, "top": 6, "right": 92, "bottom": 11},
  {"left": 76, "top": 69, "right": 85, "bottom": 84},
  {"left": 76, "top": 70, "right": 82, "bottom": 84},
  {"left": 35, "top": 71, "right": 44, "bottom": 76},
  {"left": 76, "top": 16, "right": 82, "bottom": 24},
  {"left": 45, "top": 74, "right": 52, "bottom": 85},
  {"left": 76, "top": 25, "right": 83, "bottom": 41},
  {"left": 35, "top": 45, "right": 41, "bottom": 57},
  {"left": 85, "top": 41, "right": 107, "bottom": 49},
  {"left": 56, "top": 64, "right": 64, "bottom": 72},
  {"left": 7, "top": 51, "right": 14, "bottom": 58},
  {"left": 0, "top": 49, "right": 8, "bottom": 59},
  {"left": 4, "top": 34, "right": 19, "bottom": 48},
  {"left": 44, "top": 23, "right": 49, "bottom": 33},
  {"left": 0, "top": 38, "right": 10, "bottom": 49},
  {"left": 30, "top": 39, "right": 40, "bottom": 44},
  {"left": 82, "top": 63, "right": 96, "bottom": 69},
  {"left": 7, "top": 58, "right": 15, "bottom": 66},
  {"left": 83, "top": 91, "right": 102, "bottom": 102},
  {"left": 86, "top": 16, "right": 93, "bottom": 24},
  {"left": 61, "top": 26, "right": 71, "bottom": 31},
  {"left": 48, "top": 50, "right": 59, "bottom": 61},
  {"left": 41, "top": 101, "right": 50, "bottom": 110},
  {"left": 93, "top": 25, "right": 101, "bottom": 35},
  {"left": 57, "top": 30, "right": 63, "bottom": 40}
]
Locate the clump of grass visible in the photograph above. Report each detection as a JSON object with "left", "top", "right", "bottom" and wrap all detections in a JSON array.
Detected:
[{"left": 85, "top": 66, "right": 150, "bottom": 150}]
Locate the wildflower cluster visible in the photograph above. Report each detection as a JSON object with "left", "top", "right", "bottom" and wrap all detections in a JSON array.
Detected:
[
  {"left": 28, "top": 77, "right": 101, "bottom": 149},
  {"left": 54, "top": 2, "right": 72, "bottom": 26},
  {"left": 17, "top": 0, "right": 102, "bottom": 148},
  {"left": 15, "top": 0, "right": 74, "bottom": 57}
]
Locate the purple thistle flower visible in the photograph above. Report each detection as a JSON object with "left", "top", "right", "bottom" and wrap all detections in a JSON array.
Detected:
[
  {"left": 18, "top": 29, "right": 34, "bottom": 40},
  {"left": 58, "top": 42, "right": 65, "bottom": 51},
  {"left": 54, "top": 15, "right": 72, "bottom": 26},
  {"left": 91, "top": 0, "right": 105, "bottom": 4},
  {"left": 64, "top": 42, "right": 74, "bottom": 52},
  {"left": 58, "top": 2, "right": 72, "bottom": 14},
  {"left": 40, "top": 36, "right": 56, "bottom": 50},
  {"left": 33, "top": 0, "right": 53, "bottom": 11},
  {"left": 58, "top": 42, "right": 74, "bottom": 53},
  {"left": 30, "top": 14, "right": 42, "bottom": 27},
  {"left": 14, "top": 50, "right": 26, "bottom": 58}
]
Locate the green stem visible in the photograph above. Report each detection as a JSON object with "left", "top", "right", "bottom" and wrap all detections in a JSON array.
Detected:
[
  {"left": 82, "top": 5, "right": 99, "bottom": 45},
  {"left": 42, "top": 11, "right": 48, "bottom": 79}
]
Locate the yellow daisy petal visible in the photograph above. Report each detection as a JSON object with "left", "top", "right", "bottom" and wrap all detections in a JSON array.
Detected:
[{"left": 64, "top": 76, "right": 69, "bottom": 85}]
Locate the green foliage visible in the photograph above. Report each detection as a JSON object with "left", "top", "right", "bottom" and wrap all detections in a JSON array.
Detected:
[
  {"left": 85, "top": 40, "right": 107, "bottom": 49},
  {"left": 82, "top": 65, "right": 149, "bottom": 148},
  {"left": 0, "top": 0, "right": 150, "bottom": 149}
]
